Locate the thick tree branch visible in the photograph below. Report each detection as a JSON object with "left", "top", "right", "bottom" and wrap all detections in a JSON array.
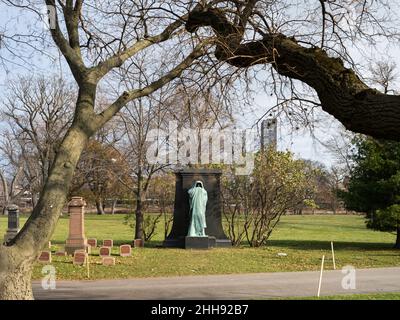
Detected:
[
  {"left": 186, "top": 5, "right": 400, "bottom": 140},
  {"left": 44, "top": 0, "right": 87, "bottom": 82},
  {"left": 62, "top": 0, "right": 82, "bottom": 51},
  {"left": 95, "top": 44, "right": 205, "bottom": 128},
  {"left": 92, "top": 18, "right": 186, "bottom": 81}
]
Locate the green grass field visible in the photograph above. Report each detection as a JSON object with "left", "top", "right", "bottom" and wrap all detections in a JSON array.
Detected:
[
  {"left": 0, "top": 214, "right": 399, "bottom": 280},
  {"left": 287, "top": 292, "right": 400, "bottom": 300}
]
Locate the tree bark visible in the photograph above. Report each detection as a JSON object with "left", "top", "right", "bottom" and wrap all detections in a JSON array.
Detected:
[
  {"left": 135, "top": 195, "right": 144, "bottom": 240},
  {"left": 95, "top": 198, "right": 105, "bottom": 215},
  {"left": 134, "top": 163, "right": 145, "bottom": 240},
  {"left": 0, "top": 171, "right": 9, "bottom": 215},
  {"left": 0, "top": 84, "right": 95, "bottom": 299},
  {"left": 111, "top": 199, "right": 117, "bottom": 215},
  {"left": 395, "top": 226, "right": 400, "bottom": 249},
  {"left": 0, "top": 1, "right": 205, "bottom": 299},
  {"left": 0, "top": 246, "right": 34, "bottom": 300}
]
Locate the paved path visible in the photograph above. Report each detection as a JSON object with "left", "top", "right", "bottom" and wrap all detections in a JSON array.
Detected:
[{"left": 33, "top": 267, "right": 400, "bottom": 300}]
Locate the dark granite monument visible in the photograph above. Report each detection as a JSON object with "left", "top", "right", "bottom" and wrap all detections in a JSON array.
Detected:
[
  {"left": 3, "top": 204, "right": 20, "bottom": 243},
  {"left": 163, "top": 168, "right": 231, "bottom": 248}
]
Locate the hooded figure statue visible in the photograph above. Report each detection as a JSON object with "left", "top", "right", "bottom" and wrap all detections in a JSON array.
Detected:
[{"left": 187, "top": 180, "right": 208, "bottom": 237}]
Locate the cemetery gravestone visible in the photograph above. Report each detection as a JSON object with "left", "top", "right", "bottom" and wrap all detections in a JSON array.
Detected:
[
  {"left": 99, "top": 246, "right": 111, "bottom": 257},
  {"left": 87, "top": 238, "right": 97, "bottom": 248},
  {"left": 65, "top": 197, "right": 89, "bottom": 255},
  {"left": 103, "top": 239, "right": 113, "bottom": 247},
  {"left": 102, "top": 257, "right": 116, "bottom": 266},
  {"left": 73, "top": 251, "right": 87, "bottom": 266},
  {"left": 38, "top": 251, "right": 52, "bottom": 263},
  {"left": 163, "top": 169, "right": 231, "bottom": 248},
  {"left": 3, "top": 204, "right": 20, "bottom": 243},
  {"left": 119, "top": 245, "right": 131, "bottom": 257}
]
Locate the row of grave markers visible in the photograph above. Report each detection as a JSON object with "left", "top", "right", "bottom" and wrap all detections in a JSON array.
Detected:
[
  {"left": 38, "top": 244, "right": 135, "bottom": 266},
  {"left": 4, "top": 198, "right": 146, "bottom": 267},
  {"left": 86, "top": 238, "right": 144, "bottom": 248}
]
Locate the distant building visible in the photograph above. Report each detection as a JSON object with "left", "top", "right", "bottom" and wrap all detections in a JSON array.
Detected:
[{"left": 261, "top": 118, "right": 277, "bottom": 151}]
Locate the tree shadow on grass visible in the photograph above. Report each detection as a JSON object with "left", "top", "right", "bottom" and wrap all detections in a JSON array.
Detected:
[
  {"left": 276, "top": 221, "right": 369, "bottom": 231},
  {"left": 49, "top": 239, "right": 398, "bottom": 252},
  {"left": 50, "top": 239, "right": 164, "bottom": 248},
  {"left": 266, "top": 239, "right": 397, "bottom": 251}
]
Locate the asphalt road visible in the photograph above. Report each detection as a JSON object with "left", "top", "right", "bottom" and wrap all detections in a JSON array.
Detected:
[{"left": 32, "top": 267, "right": 400, "bottom": 300}]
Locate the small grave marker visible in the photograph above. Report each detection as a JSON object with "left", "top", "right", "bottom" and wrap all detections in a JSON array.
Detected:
[
  {"left": 38, "top": 251, "right": 52, "bottom": 263},
  {"left": 87, "top": 238, "right": 97, "bottom": 248},
  {"left": 73, "top": 251, "right": 87, "bottom": 266},
  {"left": 102, "top": 257, "right": 115, "bottom": 266},
  {"left": 103, "top": 239, "right": 113, "bottom": 247},
  {"left": 99, "top": 246, "right": 111, "bottom": 257},
  {"left": 119, "top": 245, "right": 131, "bottom": 257},
  {"left": 133, "top": 239, "right": 144, "bottom": 248}
]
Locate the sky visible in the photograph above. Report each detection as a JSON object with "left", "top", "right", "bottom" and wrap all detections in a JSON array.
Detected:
[{"left": 1, "top": 2, "right": 400, "bottom": 169}]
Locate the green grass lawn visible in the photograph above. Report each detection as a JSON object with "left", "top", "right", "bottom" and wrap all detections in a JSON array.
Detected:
[
  {"left": 287, "top": 292, "right": 400, "bottom": 300},
  {"left": 0, "top": 214, "right": 399, "bottom": 280}
]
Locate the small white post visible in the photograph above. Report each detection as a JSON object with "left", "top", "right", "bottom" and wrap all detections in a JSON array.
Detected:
[
  {"left": 331, "top": 241, "right": 336, "bottom": 270},
  {"left": 86, "top": 254, "right": 90, "bottom": 279},
  {"left": 317, "top": 255, "right": 325, "bottom": 298}
]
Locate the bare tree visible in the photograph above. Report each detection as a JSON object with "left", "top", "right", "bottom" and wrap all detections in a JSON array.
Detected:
[
  {"left": 116, "top": 96, "right": 171, "bottom": 240},
  {"left": 0, "top": 75, "right": 75, "bottom": 207},
  {"left": 0, "top": 165, "right": 23, "bottom": 213},
  {"left": 1, "top": 0, "right": 400, "bottom": 299},
  {"left": 0, "top": 0, "right": 207, "bottom": 299},
  {"left": 370, "top": 60, "right": 398, "bottom": 95},
  {"left": 72, "top": 137, "right": 127, "bottom": 215}
]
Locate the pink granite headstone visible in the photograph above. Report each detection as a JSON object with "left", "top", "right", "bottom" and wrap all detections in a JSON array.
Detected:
[
  {"left": 119, "top": 245, "right": 131, "bottom": 257},
  {"left": 103, "top": 239, "right": 113, "bottom": 247},
  {"left": 102, "top": 257, "right": 115, "bottom": 266},
  {"left": 38, "top": 251, "right": 52, "bottom": 263},
  {"left": 99, "top": 246, "right": 111, "bottom": 257},
  {"left": 73, "top": 251, "right": 87, "bottom": 266},
  {"left": 87, "top": 238, "right": 97, "bottom": 248}
]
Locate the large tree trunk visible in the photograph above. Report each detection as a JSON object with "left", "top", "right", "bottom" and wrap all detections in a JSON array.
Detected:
[
  {"left": 111, "top": 199, "right": 117, "bottom": 215},
  {"left": 0, "top": 171, "right": 9, "bottom": 215},
  {"left": 135, "top": 166, "right": 144, "bottom": 240},
  {"left": 0, "top": 246, "right": 34, "bottom": 300},
  {"left": 0, "top": 84, "right": 96, "bottom": 299},
  {"left": 395, "top": 226, "right": 400, "bottom": 249},
  {"left": 135, "top": 195, "right": 144, "bottom": 240},
  {"left": 186, "top": 6, "right": 400, "bottom": 140},
  {"left": 95, "top": 198, "right": 105, "bottom": 215}
]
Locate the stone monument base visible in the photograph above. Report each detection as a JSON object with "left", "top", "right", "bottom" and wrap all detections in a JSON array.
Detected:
[
  {"left": 165, "top": 236, "right": 231, "bottom": 248},
  {"left": 185, "top": 236, "right": 213, "bottom": 249},
  {"left": 65, "top": 243, "right": 90, "bottom": 255}
]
